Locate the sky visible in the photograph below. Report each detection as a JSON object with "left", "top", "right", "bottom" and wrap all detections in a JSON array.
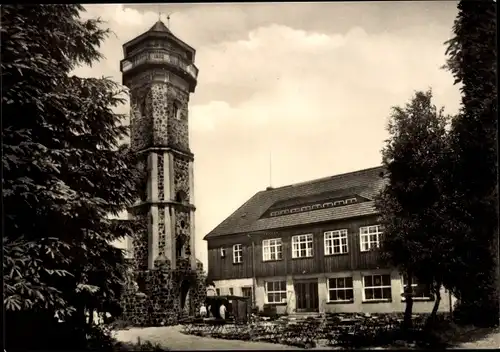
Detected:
[{"left": 75, "top": 2, "right": 461, "bottom": 269}]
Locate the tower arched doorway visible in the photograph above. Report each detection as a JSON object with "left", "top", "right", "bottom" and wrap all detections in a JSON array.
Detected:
[{"left": 179, "top": 279, "right": 191, "bottom": 316}]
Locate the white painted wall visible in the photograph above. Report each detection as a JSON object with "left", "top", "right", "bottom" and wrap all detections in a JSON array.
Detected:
[
  {"left": 213, "top": 278, "right": 253, "bottom": 296},
  {"left": 239, "top": 270, "right": 456, "bottom": 315}
]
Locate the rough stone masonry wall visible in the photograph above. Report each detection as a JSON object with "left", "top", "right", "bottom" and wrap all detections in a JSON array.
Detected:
[
  {"left": 130, "top": 80, "right": 191, "bottom": 153},
  {"left": 149, "top": 83, "right": 190, "bottom": 152},
  {"left": 130, "top": 210, "right": 149, "bottom": 271},
  {"left": 120, "top": 260, "right": 207, "bottom": 327},
  {"left": 175, "top": 210, "right": 191, "bottom": 255},
  {"left": 166, "top": 84, "right": 190, "bottom": 151},
  {"left": 130, "top": 90, "right": 153, "bottom": 152},
  {"left": 174, "top": 156, "right": 190, "bottom": 202},
  {"left": 157, "top": 153, "right": 164, "bottom": 201},
  {"left": 158, "top": 207, "right": 166, "bottom": 257}
]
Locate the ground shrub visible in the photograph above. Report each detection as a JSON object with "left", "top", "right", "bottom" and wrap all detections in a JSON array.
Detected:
[
  {"left": 259, "top": 304, "right": 279, "bottom": 319},
  {"left": 108, "top": 319, "right": 132, "bottom": 331},
  {"left": 453, "top": 300, "right": 500, "bottom": 328},
  {"left": 115, "top": 337, "right": 170, "bottom": 351}
]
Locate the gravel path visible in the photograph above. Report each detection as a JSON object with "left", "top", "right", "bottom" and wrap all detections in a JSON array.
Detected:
[
  {"left": 454, "top": 331, "right": 500, "bottom": 349},
  {"left": 115, "top": 325, "right": 500, "bottom": 350},
  {"left": 115, "top": 325, "right": 304, "bottom": 350}
]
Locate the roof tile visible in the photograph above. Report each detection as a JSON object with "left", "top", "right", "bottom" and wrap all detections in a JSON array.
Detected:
[
  {"left": 204, "top": 165, "right": 385, "bottom": 239},
  {"left": 148, "top": 20, "right": 172, "bottom": 34}
]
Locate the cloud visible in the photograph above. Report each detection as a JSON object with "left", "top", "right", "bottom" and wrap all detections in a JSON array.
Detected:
[{"left": 74, "top": 4, "right": 461, "bottom": 269}]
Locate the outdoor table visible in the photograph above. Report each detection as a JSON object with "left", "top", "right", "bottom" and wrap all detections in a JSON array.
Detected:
[
  {"left": 182, "top": 317, "right": 228, "bottom": 335},
  {"left": 250, "top": 321, "right": 282, "bottom": 341}
]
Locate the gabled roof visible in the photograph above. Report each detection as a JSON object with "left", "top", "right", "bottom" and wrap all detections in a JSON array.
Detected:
[{"left": 204, "top": 166, "right": 386, "bottom": 240}]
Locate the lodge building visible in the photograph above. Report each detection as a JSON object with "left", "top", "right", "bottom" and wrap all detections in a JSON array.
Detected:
[{"left": 204, "top": 166, "right": 454, "bottom": 314}]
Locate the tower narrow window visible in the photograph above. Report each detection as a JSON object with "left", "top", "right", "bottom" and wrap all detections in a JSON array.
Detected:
[
  {"left": 176, "top": 240, "right": 184, "bottom": 258},
  {"left": 173, "top": 101, "right": 182, "bottom": 120},
  {"left": 175, "top": 190, "right": 188, "bottom": 203}
]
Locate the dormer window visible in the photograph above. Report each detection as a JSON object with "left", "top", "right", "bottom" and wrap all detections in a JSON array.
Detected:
[
  {"left": 345, "top": 198, "right": 357, "bottom": 204},
  {"left": 334, "top": 200, "right": 345, "bottom": 206},
  {"left": 173, "top": 101, "right": 182, "bottom": 120}
]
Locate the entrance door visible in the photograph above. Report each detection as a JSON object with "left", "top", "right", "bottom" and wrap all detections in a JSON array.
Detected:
[
  {"left": 179, "top": 280, "right": 190, "bottom": 315},
  {"left": 294, "top": 280, "right": 319, "bottom": 312}
]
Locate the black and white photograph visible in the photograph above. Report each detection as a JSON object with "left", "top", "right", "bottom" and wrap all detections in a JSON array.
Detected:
[{"left": 2, "top": 1, "right": 498, "bottom": 350}]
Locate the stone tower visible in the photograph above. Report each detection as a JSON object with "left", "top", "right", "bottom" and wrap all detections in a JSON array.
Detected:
[{"left": 119, "top": 20, "right": 205, "bottom": 326}]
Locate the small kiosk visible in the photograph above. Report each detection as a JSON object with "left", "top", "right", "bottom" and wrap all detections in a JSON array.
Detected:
[{"left": 205, "top": 295, "right": 251, "bottom": 323}]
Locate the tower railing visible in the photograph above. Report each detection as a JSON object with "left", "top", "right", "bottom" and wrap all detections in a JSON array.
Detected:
[{"left": 121, "top": 50, "right": 198, "bottom": 80}]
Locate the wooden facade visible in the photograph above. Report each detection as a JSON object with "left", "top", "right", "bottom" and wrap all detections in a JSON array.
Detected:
[
  {"left": 207, "top": 215, "right": 383, "bottom": 281},
  {"left": 204, "top": 167, "right": 456, "bottom": 314}
]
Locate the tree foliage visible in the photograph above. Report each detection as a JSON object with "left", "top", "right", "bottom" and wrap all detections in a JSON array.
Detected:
[
  {"left": 2, "top": 4, "right": 139, "bottom": 349},
  {"left": 375, "top": 90, "right": 452, "bottom": 328},
  {"left": 443, "top": 0, "right": 498, "bottom": 326},
  {"left": 377, "top": 0, "right": 498, "bottom": 329}
]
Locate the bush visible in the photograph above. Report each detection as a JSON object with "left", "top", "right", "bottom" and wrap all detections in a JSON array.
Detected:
[
  {"left": 108, "top": 319, "right": 132, "bottom": 331},
  {"left": 260, "top": 304, "right": 278, "bottom": 319},
  {"left": 453, "top": 299, "right": 500, "bottom": 327},
  {"left": 335, "top": 326, "right": 447, "bottom": 350},
  {"left": 115, "top": 337, "right": 170, "bottom": 352}
]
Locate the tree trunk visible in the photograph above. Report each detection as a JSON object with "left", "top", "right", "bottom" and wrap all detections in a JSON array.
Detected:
[
  {"left": 403, "top": 271, "right": 414, "bottom": 330},
  {"left": 431, "top": 284, "right": 442, "bottom": 318},
  {"left": 89, "top": 307, "right": 95, "bottom": 328},
  {"left": 426, "top": 282, "right": 442, "bottom": 328}
]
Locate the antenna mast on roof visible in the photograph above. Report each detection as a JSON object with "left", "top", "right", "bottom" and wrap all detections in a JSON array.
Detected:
[
  {"left": 269, "top": 151, "right": 273, "bottom": 187},
  {"left": 266, "top": 125, "right": 274, "bottom": 191},
  {"left": 268, "top": 150, "right": 273, "bottom": 189}
]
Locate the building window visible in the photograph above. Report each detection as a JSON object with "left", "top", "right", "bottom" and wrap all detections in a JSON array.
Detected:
[
  {"left": 360, "top": 225, "right": 382, "bottom": 252},
  {"left": 216, "top": 288, "right": 221, "bottom": 296},
  {"left": 324, "top": 229, "right": 348, "bottom": 255},
  {"left": 402, "top": 275, "right": 433, "bottom": 300},
  {"left": 233, "top": 244, "right": 242, "bottom": 263},
  {"left": 291, "top": 234, "right": 313, "bottom": 258},
  {"left": 241, "top": 286, "right": 253, "bottom": 299},
  {"left": 327, "top": 277, "right": 354, "bottom": 302},
  {"left": 363, "top": 274, "right": 392, "bottom": 301},
  {"left": 241, "top": 287, "right": 252, "bottom": 297},
  {"left": 345, "top": 198, "right": 357, "bottom": 204},
  {"left": 229, "top": 287, "right": 234, "bottom": 295},
  {"left": 241, "top": 286, "right": 254, "bottom": 307},
  {"left": 263, "top": 238, "right": 283, "bottom": 261},
  {"left": 220, "top": 247, "right": 226, "bottom": 258},
  {"left": 333, "top": 200, "right": 345, "bottom": 206},
  {"left": 265, "top": 281, "right": 287, "bottom": 304}
]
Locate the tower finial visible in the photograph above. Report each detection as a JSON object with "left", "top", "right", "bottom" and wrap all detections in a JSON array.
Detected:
[{"left": 157, "top": 4, "right": 161, "bottom": 21}]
